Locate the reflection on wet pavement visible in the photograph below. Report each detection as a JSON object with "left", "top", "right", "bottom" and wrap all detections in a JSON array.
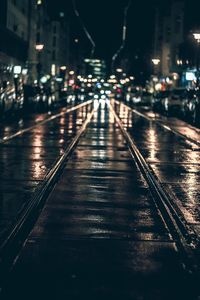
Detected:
[
  {"left": 0, "top": 103, "right": 92, "bottom": 242},
  {"left": 115, "top": 101, "right": 200, "bottom": 233},
  {"left": 1, "top": 100, "right": 192, "bottom": 299}
]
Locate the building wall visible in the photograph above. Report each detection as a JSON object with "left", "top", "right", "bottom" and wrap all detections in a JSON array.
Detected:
[
  {"left": 50, "top": 20, "right": 68, "bottom": 75},
  {"left": 7, "top": 0, "right": 29, "bottom": 41},
  {"left": 0, "top": 0, "right": 38, "bottom": 78},
  {"left": 27, "top": 0, "right": 37, "bottom": 82},
  {"left": 161, "top": 16, "right": 171, "bottom": 75},
  {"left": 0, "top": 0, "right": 69, "bottom": 81},
  {"left": 0, "top": 0, "right": 7, "bottom": 26},
  {"left": 170, "top": 1, "right": 184, "bottom": 70},
  {"left": 35, "top": 0, "right": 51, "bottom": 76},
  {"left": 154, "top": 1, "right": 184, "bottom": 77}
]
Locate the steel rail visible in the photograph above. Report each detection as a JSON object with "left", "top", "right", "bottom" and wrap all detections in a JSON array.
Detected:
[
  {"left": 0, "top": 102, "right": 99, "bottom": 288},
  {"left": 114, "top": 100, "right": 200, "bottom": 148},
  {"left": 109, "top": 101, "right": 200, "bottom": 275},
  {"left": 0, "top": 100, "right": 93, "bottom": 144}
]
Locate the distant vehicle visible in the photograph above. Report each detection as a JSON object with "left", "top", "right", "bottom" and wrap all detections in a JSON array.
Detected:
[
  {"left": 0, "top": 78, "right": 15, "bottom": 114},
  {"left": 182, "top": 89, "right": 200, "bottom": 125},
  {"left": 114, "top": 84, "right": 124, "bottom": 99},
  {"left": 152, "top": 89, "right": 187, "bottom": 115},
  {"left": 126, "top": 87, "right": 141, "bottom": 104},
  {"left": 163, "top": 88, "right": 186, "bottom": 115},
  {"left": 181, "top": 89, "right": 196, "bottom": 120}
]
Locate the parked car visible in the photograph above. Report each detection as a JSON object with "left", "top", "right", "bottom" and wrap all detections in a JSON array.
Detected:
[
  {"left": 181, "top": 89, "right": 196, "bottom": 120},
  {"left": 163, "top": 88, "right": 186, "bottom": 115},
  {"left": 0, "top": 68, "right": 24, "bottom": 114},
  {"left": 0, "top": 79, "right": 15, "bottom": 114},
  {"left": 126, "top": 87, "right": 141, "bottom": 104},
  {"left": 181, "top": 89, "right": 200, "bottom": 125}
]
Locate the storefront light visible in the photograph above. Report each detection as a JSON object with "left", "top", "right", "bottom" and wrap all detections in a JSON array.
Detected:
[
  {"left": 51, "top": 64, "right": 56, "bottom": 76},
  {"left": 186, "top": 72, "right": 196, "bottom": 81},
  {"left": 13, "top": 66, "right": 22, "bottom": 74},
  {"left": 22, "top": 68, "right": 28, "bottom": 75}
]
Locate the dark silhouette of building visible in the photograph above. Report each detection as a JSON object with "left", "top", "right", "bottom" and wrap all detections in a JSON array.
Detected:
[{"left": 153, "top": 1, "right": 184, "bottom": 76}]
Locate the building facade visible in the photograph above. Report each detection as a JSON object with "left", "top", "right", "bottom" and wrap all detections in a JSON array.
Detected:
[
  {"left": 50, "top": 18, "right": 68, "bottom": 77},
  {"left": 0, "top": 0, "right": 37, "bottom": 82},
  {"left": 84, "top": 59, "right": 106, "bottom": 78},
  {"left": 35, "top": 2, "right": 69, "bottom": 80},
  {"left": 0, "top": 0, "right": 28, "bottom": 65},
  {"left": 0, "top": 0, "right": 69, "bottom": 84},
  {"left": 153, "top": 1, "right": 184, "bottom": 77}
]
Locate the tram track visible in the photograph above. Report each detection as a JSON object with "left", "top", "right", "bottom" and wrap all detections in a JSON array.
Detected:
[
  {"left": 114, "top": 100, "right": 200, "bottom": 148},
  {"left": 109, "top": 101, "right": 200, "bottom": 276},
  {"left": 0, "top": 100, "right": 97, "bottom": 287},
  {"left": 0, "top": 100, "right": 93, "bottom": 144},
  {"left": 113, "top": 100, "right": 200, "bottom": 248},
  {"left": 0, "top": 99, "right": 199, "bottom": 299}
]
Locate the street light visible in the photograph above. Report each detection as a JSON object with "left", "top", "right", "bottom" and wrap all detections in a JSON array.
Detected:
[
  {"left": 152, "top": 58, "right": 160, "bottom": 77},
  {"left": 116, "top": 68, "right": 123, "bottom": 73},
  {"left": 152, "top": 58, "right": 160, "bottom": 66},
  {"left": 151, "top": 58, "right": 160, "bottom": 92},
  {"left": 193, "top": 33, "right": 200, "bottom": 87},
  {"left": 60, "top": 66, "right": 67, "bottom": 71},
  {"left": 35, "top": 44, "right": 44, "bottom": 51}
]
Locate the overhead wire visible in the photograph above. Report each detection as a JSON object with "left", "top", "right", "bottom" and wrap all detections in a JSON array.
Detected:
[
  {"left": 111, "top": 0, "right": 132, "bottom": 73},
  {"left": 72, "top": 0, "right": 96, "bottom": 58}
]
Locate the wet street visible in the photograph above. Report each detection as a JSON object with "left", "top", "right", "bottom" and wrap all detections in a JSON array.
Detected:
[
  {"left": 115, "top": 101, "right": 200, "bottom": 238},
  {"left": 0, "top": 100, "right": 93, "bottom": 244},
  {"left": 0, "top": 99, "right": 200, "bottom": 299},
  {"left": 2, "top": 0, "right": 200, "bottom": 297}
]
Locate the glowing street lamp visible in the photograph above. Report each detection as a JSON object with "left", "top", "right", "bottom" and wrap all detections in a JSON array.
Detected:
[
  {"left": 35, "top": 44, "right": 44, "bottom": 51},
  {"left": 60, "top": 66, "right": 67, "bottom": 71},
  {"left": 152, "top": 58, "right": 160, "bottom": 66},
  {"left": 151, "top": 58, "right": 160, "bottom": 91},
  {"left": 152, "top": 58, "right": 160, "bottom": 79}
]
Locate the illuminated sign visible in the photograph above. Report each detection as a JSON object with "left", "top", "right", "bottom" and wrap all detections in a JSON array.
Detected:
[
  {"left": 13, "top": 66, "right": 22, "bottom": 74},
  {"left": 186, "top": 72, "right": 196, "bottom": 81}
]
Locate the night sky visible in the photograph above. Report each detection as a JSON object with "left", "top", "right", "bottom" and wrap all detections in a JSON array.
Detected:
[
  {"left": 48, "top": 0, "right": 200, "bottom": 80},
  {"left": 48, "top": 0, "right": 156, "bottom": 59}
]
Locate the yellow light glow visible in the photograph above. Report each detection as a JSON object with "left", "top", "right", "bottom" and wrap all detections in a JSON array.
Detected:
[
  {"left": 60, "top": 66, "right": 67, "bottom": 71},
  {"left": 152, "top": 58, "right": 160, "bottom": 65},
  {"left": 193, "top": 33, "right": 200, "bottom": 42},
  {"left": 35, "top": 44, "right": 44, "bottom": 51}
]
